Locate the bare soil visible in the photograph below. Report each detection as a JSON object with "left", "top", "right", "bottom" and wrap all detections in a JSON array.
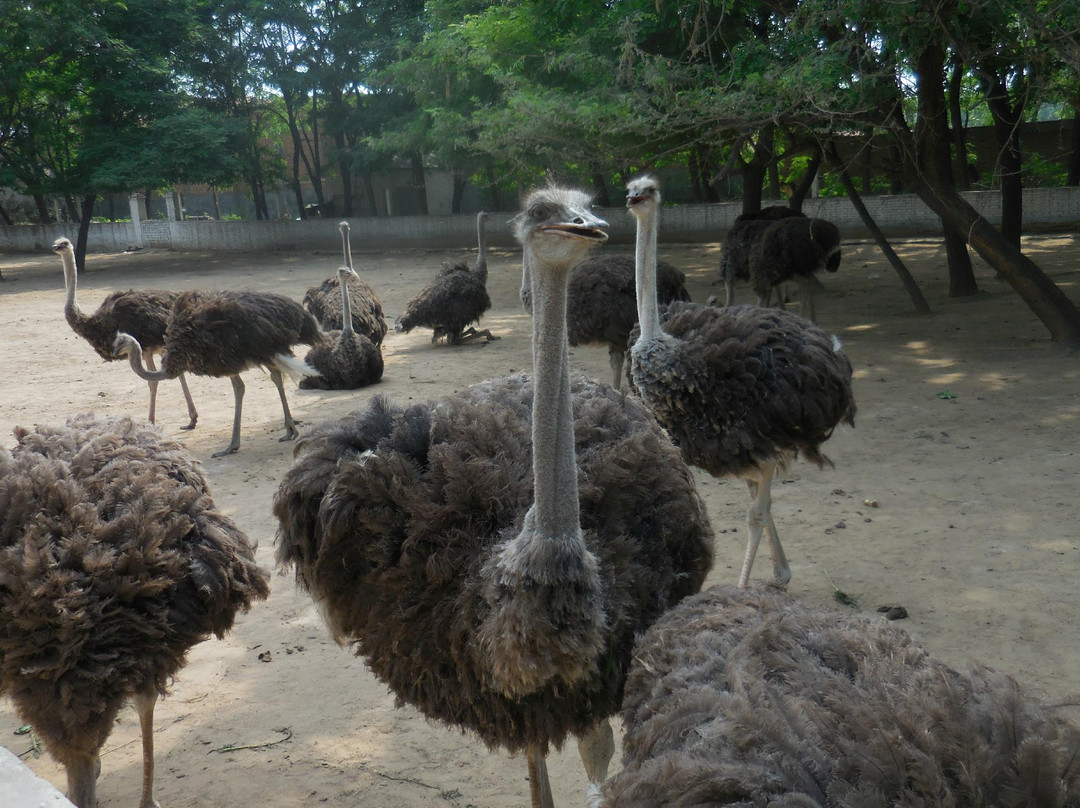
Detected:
[{"left": 1, "top": 232, "right": 1079, "bottom": 808}]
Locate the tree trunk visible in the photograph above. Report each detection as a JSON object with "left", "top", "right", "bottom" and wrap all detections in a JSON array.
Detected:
[
  {"left": 75, "top": 195, "right": 96, "bottom": 273},
  {"left": 986, "top": 79, "right": 1023, "bottom": 250},
  {"left": 0, "top": 200, "right": 12, "bottom": 226},
  {"left": 1068, "top": 106, "right": 1080, "bottom": 187},
  {"left": 362, "top": 174, "right": 379, "bottom": 217},
  {"left": 486, "top": 164, "right": 503, "bottom": 211},
  {"left": 912, "top": 176, "right": 1080, "bottom": 347},
  {"left": 32, "top": 194, "right": 50, "bottom": 223},
  {"left": 410, "top": 152, "right": 428, "bottom": 216},
  {"left": 787, "top": 146, "right": 822, "bottom": 213},
  {"left": 590, "top": 169, "right": 611, "bottom": 207},
  {"left": 948, "top": 57, "right": 970, "bottom": 191},
  {"left": 826, "top": 143, "right": 931, "bottom": 315},
  {"left": 741, "top": 127, "right": 775, "bottom": 215},
  {"left": 914, "top": 40, "right": 977, "bottom": 297},
  {"left": 451, "top": 173, "right": 467, "bottom": 214},
  {"left": 335, "top": 130, "right": 354, "bottom": 218}
]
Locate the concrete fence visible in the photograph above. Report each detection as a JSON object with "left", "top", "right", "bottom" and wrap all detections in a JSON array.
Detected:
[{"left": 3, "top": 187, "right": 1079, "bottom": 255}]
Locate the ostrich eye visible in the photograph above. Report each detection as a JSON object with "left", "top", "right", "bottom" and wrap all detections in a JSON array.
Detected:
[{"left": 529, "top": 204, "right": 549, "bottom": 221}]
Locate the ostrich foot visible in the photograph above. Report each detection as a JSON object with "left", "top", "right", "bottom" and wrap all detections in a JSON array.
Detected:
[
  {"left": 181, "top": 416, "right": 198, "bottom": 431},
  {"left": 212, "top": 444, "right": 239, "bottom": 458}
]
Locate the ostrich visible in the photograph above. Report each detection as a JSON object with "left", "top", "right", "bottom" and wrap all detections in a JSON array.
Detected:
[
  {"left": 274, "top": 185, "right": 713, "bottom": 808},
  {"left": 0, "top": 413, "right": 269, "bottom": 808},
  {"left": 300, "top": 265, "right": 384, "bottom": 390},
  {"left": 53, "top": 236, "right": 198, "bottom": 429},
  {"left": 113, "top": 289, "right": 322, "bottom": 457},
  {"left": 749, "top": 215, "right": 842, "bottom": 322},
  {"left": 626, "top": 175, "right": 855, "bottom": 589},
  {"left": 521, "top": 254, "right": 690, "bottom": 390},
  {"left": 594, "top": 585, "right": 1080, "bottom": 807},
  {"left": 394, "top": 211, "right": 498, "bottom": 344},
  {"left": 303, "top": 221, "right": 388, "bottom": 345},
  {"left": 718, "top": 207, "right": 805, "bottom": 307}
]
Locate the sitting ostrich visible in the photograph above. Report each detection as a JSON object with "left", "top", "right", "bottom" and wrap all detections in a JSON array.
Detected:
[
  {"left": 274, "top": 185, "right": 713, "bottom": 808},
  {"left": 113, "top": 289, "right": 322, "bottom": 456},
  {"left": 594, "top": 585, "right": 1080, "bottom": 807},
  {"left": 0, "top": 413, "right": 269, "bottom": 808},
  {"left": 626, "top": 175, "right": 855, "bottom": 588},
  {"left": 394, "top": 211, "right": 498, "bottom": 344},
  {"left": 300, "top": 265, "right": 384, "bottom": 390},
  {"left": 749, "top": 215, "right": 842, "bottom": 322},
  {"left": 303, "top": 221, "right": 388, "bottom": 344},
  {"left": 718, "top": 207, "right": 805, "bottom": 307},
  {"left": 53, "top": 236, "right": 198, "bottom": 428},
  {"left": 521, "top": 253, "right": 690, "bottom": 390}
]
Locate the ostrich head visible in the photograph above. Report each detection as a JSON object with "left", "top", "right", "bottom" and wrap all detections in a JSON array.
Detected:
[
  {"left": 53, "top": 237, "right": 74, "bottom": 256},
  {"left": 625, "top": 174, "right": 661, "bottom": 218},
  {"left": 511, "top": 186, "right": 608, "bottom": 272},
  {"left": 112, "top": 332, "right": 139, "bottom": 359},
  {"left": 337, "top": 265, "right": 359, "bottom": 281}
]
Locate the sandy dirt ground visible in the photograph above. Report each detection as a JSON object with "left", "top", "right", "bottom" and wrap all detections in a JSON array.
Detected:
[{"left": 1, "top": 227, "right": 1078, "bottom": 808}]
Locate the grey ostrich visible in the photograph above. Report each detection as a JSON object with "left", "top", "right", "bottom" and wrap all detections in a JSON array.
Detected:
[
  {"left": 300, "top": 265, "right": 384, "bottom": 390},
  {"left": 718, "top": 207, "right": 805, "bottom": 307},
  {"left": 394, "top": 211, "right": 498, "bottom": 344},
  {"left": 302, "top": 221, "right": 388, "bottom": 345},
  {"left": 749, "top": 215, "right": 842, "bottom": 322},
  {"left": 595, "top": 585, "right": 1080, "bottom": 807},
  {"left": 626, "top": 175, "right": 855, "bottom": 589},
  {"left": 53, "top": 236, "right": 198, "bottom": 429},
  {"left": 522, "top": 253, "right": 690, "bottom": 390},
  {"left": 113, "top": 289, "right": 322, "bottom": 456},
  {"left": 274, "top": 185, "right": 713, "bottom": 808},
  {"left": 0, "top": 413, "right": 269, "bottom": 808}
]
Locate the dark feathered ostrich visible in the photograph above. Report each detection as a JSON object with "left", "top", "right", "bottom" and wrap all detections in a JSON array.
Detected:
[
  {"left": 718, "top": 208, "right": 805, "bottom": 307},
  {"left": 300, "top": 265, "right": 384, "bottom": 390},
  {"left": 394, "top": 211, "right": 498, "bottom": 344},
  {"left": 522, "top": 254, "right": 690, "bottom": 389},
  {"left": 113, "top": 290, "right": 322, "bottom": 456},
  {"left": 0, "top": 413, "right": 269, "bottom": 808},
  {"left": 626, "top": 175, "right": 855, "bottom": 589},
  {"left": 595, "top": 585, "right": 1080, "bottom": 808},
  {"left": 302, "top": 221, "right": 388, "bottom": 345},
  {"left": 53, "top": 237, "right": 198, "bottom": 429},
  {"left": 274, "top": 185, "right": 713, "bottom": 808},
  {"left": 749, "top": 216, "right": 842, "bottom": 322}
]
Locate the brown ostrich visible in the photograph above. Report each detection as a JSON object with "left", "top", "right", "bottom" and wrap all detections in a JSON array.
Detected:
[
  {"left": 394, "top": 211, "right": 498, "bottom": 344},
  {"left": 626, "top": 175, "right": 855, "bottom": 589},
  {"left": 749, "top": 215, "right": 842, "bottom": 322},
  {"left": 595, "top": 585, "right": 1080, "bottom": 807},
  {"left": 274, "top": 185, "right": 713, "bottom": 808},
  {"left": 718, "top": 207, "right": 805, "bottom": 306},
  {"left": 53, "top": 236, "right": 198, "bottom": 429},
  {"left": 0, "top": 413, "right": 269, "bottom": 808},
  {"left": 302, "top": 221, "right": 388, "bottom": 344},
  {"left": 300, "top": 265, "right": 384, "bottom": 390},
  {"left": 113, "top": 289, "right": 322, "bottom": 456}
]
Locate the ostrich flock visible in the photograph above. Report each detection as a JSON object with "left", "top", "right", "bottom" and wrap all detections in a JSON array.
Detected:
[{"left": 1, "top": 177, "right": 1078, "bottom": 808}]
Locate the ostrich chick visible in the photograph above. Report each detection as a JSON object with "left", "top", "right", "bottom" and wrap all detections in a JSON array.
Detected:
[
  {"left": 626, "top": 175, "right": 855, "bottom": 588},
  {"left": 0, "top": 414, "right": 269, "bottom": 808},
  {"left": 274, "top": 186, "right": 713, "bottom": 808},
  {"left": 114, "top": 289, "right": 322, "bottom": 456},
  {"left": 53, "top": 237, "right": 198, "bottom": 429}
]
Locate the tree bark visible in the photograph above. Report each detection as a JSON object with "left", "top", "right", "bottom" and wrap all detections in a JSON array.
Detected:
[
  {"left": 0, "top": 199, "right": 12, "bottom": 225},
  {"left": 486, "top": 164, "right": 503, "bottom": 211},
  {"left": 741, "top": 127, "right": 775, "bottom": 215},
  {"left": 1068, "top": 106, "right": 1080, "bottom": 187},
  {"left": 75, "top": 195, "right": 95, "bottom": 274},
  {"left": 451, "top": 173, "right": 467, "bottom": 214},
  {"left": 913, "top": 39, "right": 977, "bottom": 297},
  {"left": 985, "top": 77, "right": 1023, "bottom": 250},
  {"left": 948, "top": 57, "right": 970, "bottom": 190},
  {"left": 826, "top": 143, "right": 931, "bottom": 315},
  {"left": 787, "top": 146, "right": 823, "bottom": 213},
  {"left": 410, "top": 152, "right": 428, "bottom": 216},
  {"left": 32, "top": 194, "right": 50, "bottom": 223}
]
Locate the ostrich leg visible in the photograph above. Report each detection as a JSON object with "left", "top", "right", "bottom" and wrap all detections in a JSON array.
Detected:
[
  {"left": 177, "top": 373, "right": 198, "bottom": 430},
  {"left": 738, "top": 458, "right": 790, "bottom": 588},
  {"left": 133, "top": 689, "right": 160, "bottom": 808},
  {"left": 797, "top": 276, "right": 817, "bottom": 322},
  {"left": 578, "top": 719, "right": 615, "bottom": 803},
  {"left": 269, "top": 367, "right": 300, "bottom": 441},
  {"left": 214, "top": 375, "right": 245, "bottom": 457},
  {"left": 608, "top": 349, "right": 624, "bottom": 391},
  {"left": 143, "top": 349, "right": 160, "bottom": 424},
  {"left": 526, "top": 746, "right": 554, "bottom": 808}
]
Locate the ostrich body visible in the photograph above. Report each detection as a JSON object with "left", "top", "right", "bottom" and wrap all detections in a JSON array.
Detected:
[
  {"left": 301, "top": 266, "right": 384, "bottom": 390},
  {"left": 53, "top": 237, "right": 198, "bottom": 429},
  {"left": 719, "top": 208, "right": 805, "bottom": 307},
  {"left": 522, "top": 254, "right": 690, "bottom": 389},
  {"left": 114, "top": 289, "right": 322, "bottom": 456},
  {"left": 0, "top": 413, "right": 269, "bottom": 808},
  {"left": 595, "top": 585, "right": 1080, "bottom": 807},
  {"left": 626, "top": 176, "right": 855, "bottom": 589},
  {"left": 749, "top": 216, "right": 842, "bottom": 322},
  {"left": 274, "top": 186, "right": 713, "bottom": 808},
  {"left": 302, "top": 221, "right": 387, "bottom": 344},
  {"left": 394, "top": 211, "right": 498, "bottom": 344}
]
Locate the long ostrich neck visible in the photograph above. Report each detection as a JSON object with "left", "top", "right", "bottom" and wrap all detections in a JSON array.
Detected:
[
  {"left": 634, "top": 205, "right": 663, "bottom": 342},
  {"left": 339, "top": 274, "right": 354, "bottom": 336},
  {"left": 61, "top": 251, "right": 87, "bottom": 329},
  {"left": 340, "top": 225, "right": 353, "bottom": 270},
  {"left": 525, "top": 243, "right": 579, "bottom": 539},
  {"left": 474, "top": 215, "right": 488, "bottom": 283},
  {"left": 122, "top": 339, "right": 168, "bottom": 381}
]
